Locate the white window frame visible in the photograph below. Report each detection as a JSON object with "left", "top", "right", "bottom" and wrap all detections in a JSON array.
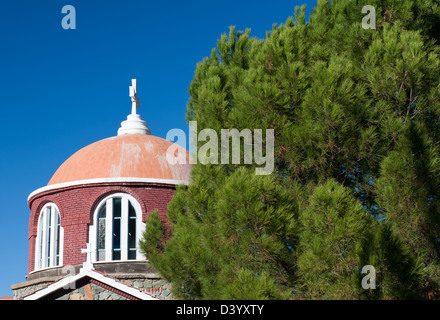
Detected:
[
  {"left": 89, "top": 193, "right": 146, "bottom": 263},
  {"left": 35, "top": 203, "right": 64, "bottom": 270}
]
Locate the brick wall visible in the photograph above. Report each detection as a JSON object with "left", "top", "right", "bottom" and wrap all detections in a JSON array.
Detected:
[{"left": 27, "top": 182, "right": 176, "bottom": 274}]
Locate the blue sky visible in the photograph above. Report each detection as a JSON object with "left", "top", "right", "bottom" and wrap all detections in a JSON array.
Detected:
[{"left": 0, "top": 0, "right": 316, "bottom": 297}]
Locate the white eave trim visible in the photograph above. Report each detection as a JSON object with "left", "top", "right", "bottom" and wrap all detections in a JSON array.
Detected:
[
  {"left": 23, "top": 268, "right": 159, "bottom": 300},
  {"left": 28, "top": 177, "right": 189, "bottom": 202}
]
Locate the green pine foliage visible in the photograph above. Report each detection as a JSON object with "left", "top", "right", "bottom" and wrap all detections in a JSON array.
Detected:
[
  {"left": 142, "top": 166, "right": 299, "bottom": 299},
  {"left": 297, "top": 179, "right": 374, "bottom": 299},
  {"left": 141, "top": 0, "right": 440, "bottom": 299}
]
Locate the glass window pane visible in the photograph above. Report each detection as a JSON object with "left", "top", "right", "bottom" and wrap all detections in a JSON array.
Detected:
[
  {"left": 113, "top": 217, "right": 121, "bottom": 250},
  {"left": 98, "top": 219, "right": 106, "bottom": 250},
  {"left": 129, "top": 202, "right": 136, "bottom": 217},
  {"left": 97, "top": 203, "right": 106, "bottom": 261},
  {"left": 112, "top": 198, "right": 121, "bottom": 261},
  {"left": 128, "top": 202, "right": 137, "bottom": 260},
  {"left": 128, "top": 218, "right": 136, "bottom": 248},
  {"left": 113, "top": 198, "right": 121, "bottom": 218},
  {"left": 55, "top": 210, "right": 60, "bottom": 265},
  {"left": 128, "top": 249, "right": 136, "bottom": 260},
  {"left": 128, "top": 202, "right": 136, "bottom": 247},
  {"left": 46, "top": 207, "right": 51, "bottom": 267},
  {"left": 113, "top": 250, "right": 121, "bottom": 261},
  {"left": 97, "top": 204, "right": 106, "bottom": 250},
  {"left": 98, "top": 203, "right": 106, "bottom": 218}
]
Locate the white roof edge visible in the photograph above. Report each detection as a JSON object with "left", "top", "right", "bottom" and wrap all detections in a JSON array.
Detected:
[
  {"left": 28, "top": 177, "right": 189, "bottom": 202},
  {"left": 23, "top": 268, "right": 159, "bottom": 300}
]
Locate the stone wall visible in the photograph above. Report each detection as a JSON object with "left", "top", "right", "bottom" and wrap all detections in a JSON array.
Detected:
[
  {"left": 117, "top": 277, "right": 173, "bottom": 300},
  {"left": 56, "top": 282, "right": 129, "bottom": 300},
  {"left": 12, "top": 278, "right": 57, "bottom": 300}
]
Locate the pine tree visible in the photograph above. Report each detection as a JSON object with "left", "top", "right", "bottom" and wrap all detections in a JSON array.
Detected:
[{"left": 141, "top": 0, "right": 440, "bottom": 299}]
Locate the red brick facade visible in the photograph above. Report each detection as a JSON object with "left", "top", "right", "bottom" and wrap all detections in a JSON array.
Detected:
[{"left": 27, "top": 182, "right": 177, "bottom": 274}]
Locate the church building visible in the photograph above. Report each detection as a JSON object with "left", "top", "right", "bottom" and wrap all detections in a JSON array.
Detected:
[{"left": 11, "top": 80, "right": 192, "bottom": 300}]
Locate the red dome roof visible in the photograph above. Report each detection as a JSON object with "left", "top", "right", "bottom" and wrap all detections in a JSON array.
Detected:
[{"left": 48, "top": 134, "right": 192, "bottom": 185}]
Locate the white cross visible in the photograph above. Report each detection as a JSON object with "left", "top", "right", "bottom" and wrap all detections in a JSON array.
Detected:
[
  {"left": 129, "top": 79, "right": 139, "bottom": 115},
  {"left": 81, "top": 243, "right": 94, "bottom": 270}
]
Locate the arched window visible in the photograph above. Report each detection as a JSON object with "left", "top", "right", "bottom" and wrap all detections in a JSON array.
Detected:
[
  {"left": 90, "top": 193, "right": 145, "bottom": 262},
  {"left": 35, "top": 203, "right": 63, "bottom": 270}
]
